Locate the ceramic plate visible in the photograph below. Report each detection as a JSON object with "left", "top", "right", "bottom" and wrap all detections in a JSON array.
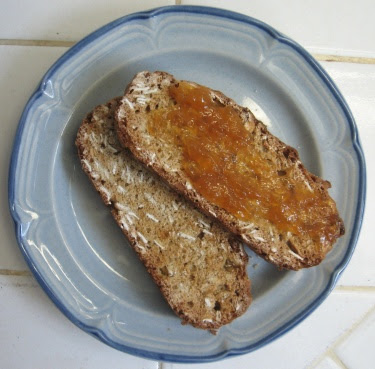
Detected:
[{"left": 8, "top": 6, "right": 366, "bottom": 363}]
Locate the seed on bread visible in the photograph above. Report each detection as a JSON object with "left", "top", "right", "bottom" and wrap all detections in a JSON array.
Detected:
[
  {"left": 75, "top": 98, "right": 252, "bottom": 331},
  {"left": 116, "top": 71, "right": 345, "bottom": 270}
]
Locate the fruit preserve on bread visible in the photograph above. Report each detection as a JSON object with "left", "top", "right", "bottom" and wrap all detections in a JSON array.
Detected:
[{"left": 147, "top": 81, "right": 343, "bottom": 247}]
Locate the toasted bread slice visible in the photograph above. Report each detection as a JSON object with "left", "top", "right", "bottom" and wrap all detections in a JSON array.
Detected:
[
  {"left": 75, "top": 98, "right": 251, "bottom": 331},
  {"left": 116, "top": 71, "right": 345, "bottom": 270}
]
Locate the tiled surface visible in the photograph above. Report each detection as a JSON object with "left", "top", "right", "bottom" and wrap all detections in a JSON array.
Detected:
[
  {"left": 2, "top": 273, "right": 373, "bottom": 368},
  {"left": 181, "top": 0, "right": 375, "bottom": 57},
  {"left": 0, "top": 0, "right": 174, "bottom": 41},
  {"left": 164, "top": 291, "right": 375, "bottom": 369},
  {"left": 0, "top": 46, "right": 68, "bottom": 271},
  {"left": 312, "top": 356, "right": 343, "bottom": 369},
  {"left": 0, "top": 275, "right": 159, "bottom": 369},
  {"left": 2, "top": 0, "right": 375, "bottom": 57},
  {"left": 319, "top": 62, "right": 375, "bottom": 288},
  {"left": 335, "top": 309, "right": 375, "bottom": 369},
  {"left": 1, "top": 1, "right": 374, "bottom": 368}
]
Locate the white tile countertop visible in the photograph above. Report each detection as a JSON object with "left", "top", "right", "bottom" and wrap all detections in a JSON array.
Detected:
[{"left": 1, "top": 1, "right": 374, "bottom": 368}]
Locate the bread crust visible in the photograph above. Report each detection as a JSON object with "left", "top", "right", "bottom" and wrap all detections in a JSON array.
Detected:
[
  {"left": 116, "top": 71, "right": 345, "bottom": 270},
  {"left": 75, "top": 98, "right": 252, "bottom": 331}
]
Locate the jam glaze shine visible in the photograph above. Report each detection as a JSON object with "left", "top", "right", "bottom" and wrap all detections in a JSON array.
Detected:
[{"left": 147, "top": 81, "right": 343, "bottom": 247}]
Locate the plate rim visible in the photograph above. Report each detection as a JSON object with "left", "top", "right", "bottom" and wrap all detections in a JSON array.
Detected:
[{"left": 8, "top": 5, "right": 367, "bottom": 363}]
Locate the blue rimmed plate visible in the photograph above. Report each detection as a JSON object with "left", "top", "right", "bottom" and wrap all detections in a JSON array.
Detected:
[{"left": 8, "top": 6, "right": 366, "bottom": 363}]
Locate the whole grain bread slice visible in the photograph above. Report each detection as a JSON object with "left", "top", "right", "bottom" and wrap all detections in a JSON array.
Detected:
[
  {"left": 116, "top": 71, "right": 345, "bottom": 270},
  {"left": 75, "top": 98, "right": 251, "bottom": 331}
]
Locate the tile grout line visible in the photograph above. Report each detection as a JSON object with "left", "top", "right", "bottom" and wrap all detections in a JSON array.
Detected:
[
  {"left": 0, "top": 269, "right": 32, "bottom": 276},
  {"left": 0, "top": 39, "right": 75, "bottom": 47},
  {"left": 328, "top": 305, "right": 375, "bottom": 350},
  {"left": 308, "top": 351, "right": 348, "bottom": 369},
  {"left": 328, "top": 351, "right": 349, "bottom": 369},
  {"left": 0, "top": 38, "right": 375, "bottom": 64},
  {"left": 308, "top": 305, "right": 375, "bottom": 368},
  {"left": 313, "top": 54, "right": 375, "bottom": 64},
  {"left": 334, "top": 285, "right": 375, "bottom": 293}
]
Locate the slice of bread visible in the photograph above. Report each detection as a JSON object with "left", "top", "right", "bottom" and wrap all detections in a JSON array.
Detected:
[
  {"left": 75, "top": 98, "right": 251, "bottom": 331},
  {"left": 116, "top": 71, "right": 345, "bottom": 270}
]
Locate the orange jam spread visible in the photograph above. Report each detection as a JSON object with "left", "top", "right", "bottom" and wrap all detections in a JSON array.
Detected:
[{"left": 147, "top": 81, "right": 340, "bottom": 243}]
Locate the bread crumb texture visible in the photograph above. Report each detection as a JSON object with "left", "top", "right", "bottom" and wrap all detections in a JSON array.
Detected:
[
  {"left": 76, "top": 98, "right": 252, "bottom": 331},
  {"left": 116, "top": 71, "right": 345, "bottom": 270}
]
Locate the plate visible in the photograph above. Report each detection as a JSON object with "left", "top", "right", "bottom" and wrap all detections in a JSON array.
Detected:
[{"left": 8, "top": 6, "right": 366, "bottom": 363}]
